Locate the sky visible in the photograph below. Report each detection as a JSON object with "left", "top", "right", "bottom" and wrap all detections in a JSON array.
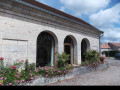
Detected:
[{"left": 37, "top": 0, "right": 120, "bottom": 43}]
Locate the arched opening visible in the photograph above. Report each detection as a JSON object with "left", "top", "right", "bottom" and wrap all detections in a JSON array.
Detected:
[
  {"left": 64, "top": 36, "right": 74, "bottom": 64},
  {"left": 36, "top": 32, "right": 55, "bottom": 67},
  {"left": 81, "top": 38, "right": 90, "bottom": 61}
]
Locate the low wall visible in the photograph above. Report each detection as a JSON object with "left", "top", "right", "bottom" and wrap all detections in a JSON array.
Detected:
[
  {"left": 74, "top": 61, "right": 110, "bottom": 76},
  {"left": 24, "top": 62, "right": 110, "bottom": 86}
]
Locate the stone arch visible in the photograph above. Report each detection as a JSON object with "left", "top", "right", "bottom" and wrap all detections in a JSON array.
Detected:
[
  {"left": 36, "top": 30, "right": 58, "bottom": 67},
  {"left": 64, "top": 35, "right": 77, "bottom": 64},
  {"left": 81, "top": 38, "right": 90, "bottom": 61}
]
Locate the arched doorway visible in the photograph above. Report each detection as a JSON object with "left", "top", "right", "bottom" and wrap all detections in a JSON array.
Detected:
[
  {"left": 81, "top": 38, "right": 90, "bottom": 61},
  {"left": 64, "top": 36, "right": 74, "bottom": 64},
  {"left": 36, "top": 32, "right": 55, "bottom": 67}
]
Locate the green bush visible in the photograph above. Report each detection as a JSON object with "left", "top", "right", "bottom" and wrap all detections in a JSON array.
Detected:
[
  {"left": 29, "top": 63, "right": 36, "bottom": 71},
  {"left": 85, "top": 50, "right": 100, "bottom": 62},
  {"left": 0, "top": 60, "right": 4, "bottom": 73},
  {"left": 99, "top": 57, "right": 104, "bottom": 60},
  {"left": 0, "top": 60, "right": 24, "bottom": 85},
  {"left": 25, "top": 59, "right": 36, "bottom": 72},
  {"left": 102, "top": 51, "right": 120, "bottom": 57},
  {"left": 25, "top": 59, "right": 29, "bottom": 72},
  {"left": 82, "top": 50, "right": 100, "bottom": 69},
  {"left": 35, "top": 65, "right": 74, "bottom": 78},
  {"left": 81, "top": 60, "right": 89, "bottom": 66},
  {"left": 56, "top": 52, "right": 70, "bottom": 67},
  {"left": 0, "top": 57, "right": 74, "bottom": 86}
]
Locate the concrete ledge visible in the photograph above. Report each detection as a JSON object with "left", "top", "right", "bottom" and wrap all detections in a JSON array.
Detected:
[
  {"left": 23, "top": 62, "right": 110, "bottom": 86},
  {"left": 74, "top": 61, "right": 110, "bottom": 77}
]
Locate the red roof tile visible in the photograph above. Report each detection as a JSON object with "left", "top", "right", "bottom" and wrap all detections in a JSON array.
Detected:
[
  {"left": 101, "top": 44, "right": 111, "bottom": 49},
  {"left": 109, "top": 43, "right": 120, "bottom": 47}
]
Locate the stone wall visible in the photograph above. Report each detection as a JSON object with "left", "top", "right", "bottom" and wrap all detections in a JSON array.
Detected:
[
  {"left": 0, "top": 0, "right": 101, "bottom": 65},
  {"left": 25, "top": 62, "right": 110, "bottom": 86},
  {"left": 0, "top": 14, "right": 100, "bottom": 65}
]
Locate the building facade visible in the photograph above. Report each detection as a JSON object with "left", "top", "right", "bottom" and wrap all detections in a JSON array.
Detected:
[
  {"left": 108, "top": 43, "right": 120, "bottom": 51},
  {"left": 101, "top": 44, "right": 111, "bottom": 52},
  {"left": 0, "top": 0, "right": 103, "bottom": 66}
]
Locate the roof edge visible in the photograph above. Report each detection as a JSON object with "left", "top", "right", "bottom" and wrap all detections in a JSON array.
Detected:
[{"left": 21, "top": 0, "right": 103, "bottom": 33}]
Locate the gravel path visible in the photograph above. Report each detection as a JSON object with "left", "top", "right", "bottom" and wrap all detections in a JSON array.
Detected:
[{"left": 47, "top": 59, "right": 120, "bottom": 86}]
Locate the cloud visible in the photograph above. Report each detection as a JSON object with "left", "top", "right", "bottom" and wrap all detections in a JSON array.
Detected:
[
  {"left": 60, "top": 6, "right": 65, "bottom": 12},
  {"left": 60, "top": 0, "right": 111, "bottom": 16},
  {"left": 89, "top": 3, "right": 120, "bottom": 28},
  {"left": 37, "top": 0, "right": 120, "bottom": 43},
  {"left": 89, "top": 3, "right": 120, "bottom": 43},
  {"left": 101, "top": 27, "right": 120, "bottom": 43}
]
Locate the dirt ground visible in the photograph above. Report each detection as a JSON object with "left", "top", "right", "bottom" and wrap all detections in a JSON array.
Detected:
[{"left": 47, "top": 59, "right": 120, "bottom": 86}]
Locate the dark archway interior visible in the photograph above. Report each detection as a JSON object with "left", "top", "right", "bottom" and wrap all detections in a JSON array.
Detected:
[
  {"left": 37, "top": 32, "right": 54, "bottom": 67},
  {"left": 81, "top": 39, "right": 87, "bottom": 61},
  {"left": 64, "top": 45, "right": 71, "bottom": 64},
  {"left": 64, "top": 36, "right": 73, "bottom": 44},
  {"left": 64, "top": 36, "right": 74, "bottom": 64}
]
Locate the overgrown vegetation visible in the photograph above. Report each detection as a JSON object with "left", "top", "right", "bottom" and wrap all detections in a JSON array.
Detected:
[
  {"left": 56, "top": 52, "right": 70, "bottom": 67},
  {"left": 81, "top": 50, "right": 101, "bottom": 69},
  {"left": 102, "top": 51, "right": 120, "bottom": 57},
  {"left": 0, "top": 56, "right": 73, "bottom": 86}
]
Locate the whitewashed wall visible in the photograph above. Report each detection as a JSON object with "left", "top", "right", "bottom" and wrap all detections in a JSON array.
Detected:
[{"left": 0, "top": 14, "right": 100, "bottom": 65}]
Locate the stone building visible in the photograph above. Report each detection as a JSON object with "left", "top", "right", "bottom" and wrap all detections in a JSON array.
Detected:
[{"left": 0, "top": 0, "right": 103, "bottom": 66}]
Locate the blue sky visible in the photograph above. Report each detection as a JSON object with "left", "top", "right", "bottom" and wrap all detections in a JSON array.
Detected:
[{"left": 37, "top": 0, "right": 120, "bottom": 43}]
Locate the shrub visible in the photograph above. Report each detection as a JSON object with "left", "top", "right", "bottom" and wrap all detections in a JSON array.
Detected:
[
  {"left": 56, "top": 52, "right": 70, "bottom": 67},
  {"left": 81, "top": 60, "right": 89, "bottom": 66},
  {"left": 0, "top": 59, "right": 24, "bottom": 86},
  {"left": 82, "top": 50, "right": 100, "bottom": 69},
  {"left": 100, "top": 54, "right": 106, "bottom": 59},
  {"left": 0, "top": 57, "right": 4, "bottom": 73},
  {"left": 12, "top": 60, "right": 24, "bottom": 70},
  {"left": 0, "top": 57, "right": 74, "bottom": 86},
  {"left": 85, "top": 50, "right": 100, "bottom": 61},
  {"left": 102, "top": 51, "right": 120, "bottom": 57},
  {"left": 25, "top": 59, "right": 29, "bottom": 72},
  {"left": 99, "top": 57, "right": 104, "bottom": 60},
  {"left": 29, "top": 63, "right": 36, "bottom": 71},
  {"left": 25, "top": 59, "right": 36, "bottom": 72},
  {"left": 35, "top": 65, "right": 74, "bottom": 78}
]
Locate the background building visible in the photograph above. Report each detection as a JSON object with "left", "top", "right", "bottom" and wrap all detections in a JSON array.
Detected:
[
  {"left": 108, "top": 43, "right": 120, "bottom": 51},
  {"left": 101, "top": 43, "right": 111, "bottom": 52}
]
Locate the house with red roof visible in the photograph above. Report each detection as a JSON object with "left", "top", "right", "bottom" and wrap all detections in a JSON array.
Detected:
[
  {"left": 101, "top": 44, "right": 111, "bottom": 52},
  {"left": 101, "top": 42, "right": 120, "bottom": 53},
  {"left": 108, "top": 43, "right": 120, "bottom": 51}
]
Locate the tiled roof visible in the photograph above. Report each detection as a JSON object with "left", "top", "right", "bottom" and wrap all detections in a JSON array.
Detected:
[
  {"left": 22, "top": 0, "right": 101, "bottom": 31},
  {"left": 109, "top": 43, "right": 120, "bottom": 48},
  {"left": 101, "top": 44, "right": 111, "bottom": 49}
]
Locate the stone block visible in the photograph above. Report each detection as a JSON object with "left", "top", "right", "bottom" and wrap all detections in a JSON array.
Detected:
[
  {"left": 0, "top": 52, "right": 2, "bottom": 56},
  {"left": 2, "top": 51, "right": 18, "bottom": 58},
  {"left": 28, "top": 51, "right": 36, "bottom": 58},
  {"left": 28, "top": 40, "right": 36, "bottom": 46},
  {"left": 17, "top": 51, "right": 28, "bottom": 58},
  {"left": 2, "top": 45, "right": 18, "bottom": 52},
  {"left": 0, "top": 44, "right": 2, "bottom": 52},
  {"left": 2, "top": 39, "right": 17, "bottom": 45},
  {"left": 28, "top": 45, "right": 36, "bottom": 52},
  {"left": 27, "top": 57, "right": 36, "bottom": 64},
  {"left": 18, "top": 41, "right": 28, "bottom": 45},
  {"left": 0, "top": 39, "right": 2, "bottom": 44},
  {"left": 17, "top": 45, "right": 28, "bottom": 52}
]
